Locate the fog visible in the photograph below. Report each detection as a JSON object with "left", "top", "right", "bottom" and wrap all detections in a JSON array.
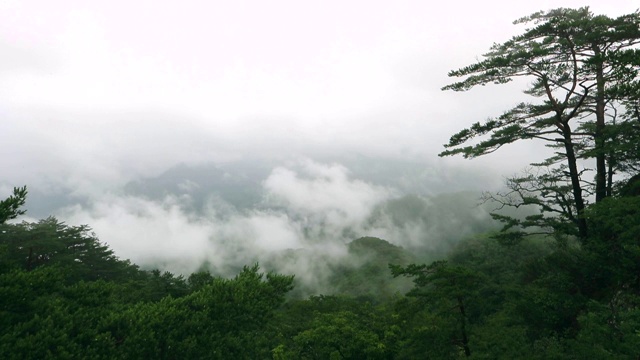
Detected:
[
  {"left": 55, "top": 159, "right": 498, "bottom": 293},
  {"left": 1, "top": 1, "right": 634, "bottom": 287}
]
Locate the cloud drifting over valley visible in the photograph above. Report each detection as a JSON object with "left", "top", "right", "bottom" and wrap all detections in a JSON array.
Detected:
[
  {"left": 62, "top": 161, "right": 391, "bottom": 274},
  {"left": 59, "top": 160, "right": 495, "bottom": 288}
]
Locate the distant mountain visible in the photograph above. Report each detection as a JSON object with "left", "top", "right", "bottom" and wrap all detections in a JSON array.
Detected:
[
  {"left": 263, "top": 237, "right": 415, "bottom": 301},
  {"left": 330, "top": 237, "right": 415, "bottom": 301},
  {"left": 120, "top": 155, "right": 497, "bottom": 212},
  {"left": 123, "top": 162, "right": 270, "bottom": 213}
]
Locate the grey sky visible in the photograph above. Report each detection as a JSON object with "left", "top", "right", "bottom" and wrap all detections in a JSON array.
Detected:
[
  {"left": 3, "top": 1, "right": 633, "bottom": 184},
  {"left": 1, "top": 1, "right": 636, "bottom": 279}
]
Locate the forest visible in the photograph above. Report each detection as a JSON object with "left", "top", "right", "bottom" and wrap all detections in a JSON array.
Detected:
[{"left": 2, "top": 7, "right": 640, "bottom": 359}]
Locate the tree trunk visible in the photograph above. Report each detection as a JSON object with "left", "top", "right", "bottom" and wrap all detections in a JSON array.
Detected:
[
  {"left": 457, "top": 297, "right": 471, "bottom": 357},
  {"left": 607, "top": 152, "right": 615, "bottom": 197},
  {"left": 562, "top": 124, "right": 589, "bottom": 239},
  {"left": 594, "top": 48, "right": 607, "bottom": 203}
]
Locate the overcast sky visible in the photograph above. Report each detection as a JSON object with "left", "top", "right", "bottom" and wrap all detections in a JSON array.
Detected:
[
  {"left": 2, "top": 0, "right": 636, "bottom": 193},
  {"left": 1, "top": 1, "right": 637, "bottom": 276}
]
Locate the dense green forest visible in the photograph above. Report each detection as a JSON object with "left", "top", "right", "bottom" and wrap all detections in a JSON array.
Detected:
[{"left": 2, "top": 7, "right": 640, "bottom": 359}]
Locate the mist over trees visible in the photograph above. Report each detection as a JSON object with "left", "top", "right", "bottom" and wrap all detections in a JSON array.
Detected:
[{"left": 2, "top": 6, "right": 640, "bottom": 359}]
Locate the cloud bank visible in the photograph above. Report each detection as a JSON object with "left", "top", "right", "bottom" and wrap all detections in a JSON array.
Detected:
[{"left": 59, "top": 160, "right": 496, "bottom": 292}]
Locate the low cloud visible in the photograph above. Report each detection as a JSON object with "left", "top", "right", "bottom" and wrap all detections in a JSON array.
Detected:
[
  {"left": 63, "top": 195, "right": 218, "bottom": 275},
  {"left": 57, "top": 159, "right": 496, "bottom": 294},
  {"left": 264, "top": 160, "right": 394, "bottom": 229}
]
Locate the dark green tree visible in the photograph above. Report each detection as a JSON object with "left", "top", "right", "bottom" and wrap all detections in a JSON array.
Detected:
[
  {"left": 441, "top": 7, "right": 640, "bottom": 240},
  {"left": 273, "top": 295, "right": 398, "bottom": 359},
  {"left": 0, "top": 186, "right": 27, "bottom": 224},
  {"left": 289, "top": 311, "right": 388, "bottom": 359},
  {"left": 108, "top": 264, "right": 294, "bottom": 359},
  {"left": 0, "top": 217, "right": 138, "bottom": 282},
  {"left": 391, "top": 261, "right": 483, "bottom": 357},
  {"left": 1, "top": 262, "right": 294, "bottom": 359}
]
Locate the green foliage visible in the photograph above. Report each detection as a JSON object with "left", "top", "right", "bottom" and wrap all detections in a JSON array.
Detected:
[
  {"left": 468, "top": 310, "right": 530, "bottom": 360},
  {"left": 0, "top": 204, "right": 295, "bottom": 359},
  {"left": 484, "top": 166, "right": 583, "bottom": 244},
  {"left": 0, "top": 217, "right": 139, "bottom": 282},
  {"left": 291, "top": 311, "right": 387, "bottom": 359},
  {"left": 0, "top": 265, "right": 65, "bottom": 329},
  {"left": 2, "top": 194, "right": 638, "bottom": 359},
  {"left": 135, "top": 269, "right": 189, "bottom": 301},
  {"left": 0, "top": 186, "right": 27, "bottom": 224},
  {"left": 330, "top": 237, "right": 414, "bottom": 301},
  {"left": 273, "top": 295, "right": 397, "bottom": 359},
  {"left": 187, "top": 269, "right": 215, "bottom": 291},
  {"left": 619, "top": 173, "right": 640, "bottom": 196},
  {"left": 581, "top": 197, "right": 640, "bottom": 299},
  {"left": 368, "top": 192, "right": 501, "bottom": 254},
  {"left": 104, "top": 264, "right": 293, "bottom": 359},
  {"left": 0, "top": 267, "right": 123, "bottom": 359},
  {"left": 1, "top": 262, "right": 294, "bottom": 359},
  {"left": 391, "top": 260, "right": 485, "bottom": 357},
  {"left": 567, "top": 300, "right": 640, "bottom": 358},
  {"left": 441, "top": 7, "right": 640, "bottom": 240}
]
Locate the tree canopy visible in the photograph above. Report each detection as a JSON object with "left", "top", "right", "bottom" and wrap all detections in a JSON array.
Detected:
[
  {"left": 0, "top": 186, "right": 27, "bottom": 225},
  {"left": 441, "top": 7, "right": 640, "bottom": 240}
]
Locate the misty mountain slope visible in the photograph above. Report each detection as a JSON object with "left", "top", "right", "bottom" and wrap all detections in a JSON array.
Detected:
[
  {"left": 120, "top": 156, "right": 498, "bottom": 208},
  {"left": 54, "top": 158, "right": 531, "bottom": 291},
  {"left": 365, "top": 192, "right": 501, "bottom": 256},
  {"left": 331, "top": 237, "right": 415, "bottom": 300},
  {"left": 262, "top": 236, "right": 415, "bottom": 300},
  {"left": 123, "top": 162, "right": 269, "bottom": 213}
]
